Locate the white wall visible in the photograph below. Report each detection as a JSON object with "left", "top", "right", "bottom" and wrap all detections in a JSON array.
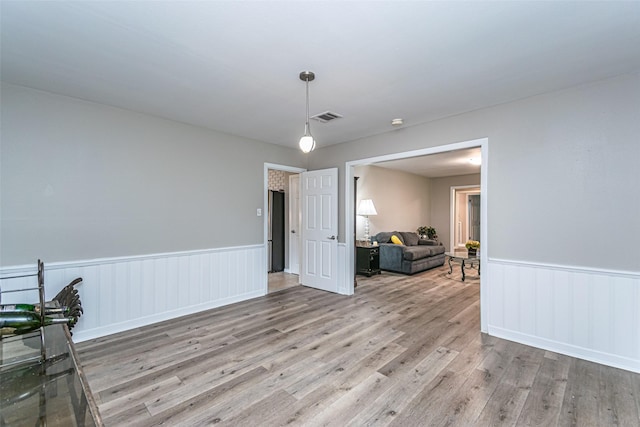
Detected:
[
  {"left": 309, "top": 73, "right": 640, "bottom": 372},
  {"left": 0, "top": 83, "right": 307, "bottom": 266},
  {"left": 0, "top": 84, "right": 307, "bottom": 340},
  {"left": 310, "top": 73, "right": 640, "bottom": 273},
  {"left": 354, "top": 165, "right": 431, "bottom": 239}
]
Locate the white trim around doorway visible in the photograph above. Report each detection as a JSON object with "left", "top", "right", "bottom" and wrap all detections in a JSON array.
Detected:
[
  {"left": 263, "top": 163, "right": 307, "bottom": 295},
  {"left": 345, "top": 137, "right": 489, "bottom": 332}
]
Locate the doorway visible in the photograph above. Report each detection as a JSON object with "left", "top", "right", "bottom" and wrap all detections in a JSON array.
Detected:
[
  {"left": 264, "top": 164, "right": 305, "bottom": 294},
  {"left": 451, "top": 186, "right": 481, "bottom": 252},
  {"left": 345, "top": 137, "right": 489, "bottom": 332}
]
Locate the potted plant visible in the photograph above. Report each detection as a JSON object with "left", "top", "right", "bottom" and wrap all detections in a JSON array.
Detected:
[
  {"left": 465, "top": 240, "right": 480, "bottom": 256},
  {"left": 417, "top": 226, "right": 437, "bottom": 240}
]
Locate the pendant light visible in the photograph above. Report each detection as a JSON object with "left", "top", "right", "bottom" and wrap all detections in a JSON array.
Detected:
[{"left": 299, "top": 71, "right": 316, "bottom": 153}]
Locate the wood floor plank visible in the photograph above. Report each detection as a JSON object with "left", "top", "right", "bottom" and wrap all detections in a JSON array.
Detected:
[
  {"left": 471, "top": 344, "right": 545, "bottom": 426},
  {"left": 557, "top": 358, "right": 603, "bottom": 426},
  {"left": 139, "top": 366, "right": 271, "bottom": 426},
  {"left": 96, "top": 328, "right": 284, "bottom": 401},
  {"left": 219, "top": 389, "right": 297, "bottom": 426},
  {"left": 387, "top": 337, "right": 514, "bottom": 426},
  {"left": 516, "top": 352, "right": 572, "bottom": 426},
  {"left": 349, "top": 346, "right": 459, "bottom": 426},
  {"left": 75, "top": 266, "right": 640, "bottom": 426},
  {"left": 306, "top": 372, "right": 390, "bottom": 427},
  {"left": 97, "top": 375, "right": 182, "bottom": 420},
  {"left": 597, "top": 363, "right": 640, "bottom": 426}
]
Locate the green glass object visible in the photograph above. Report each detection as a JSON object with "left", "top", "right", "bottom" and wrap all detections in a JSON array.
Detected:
[
  {"left": 0, "top": 312, "right": 71, "bottom": 336},
  {"left": 0, "top": 303, "right": 68, "bottom": 315}
]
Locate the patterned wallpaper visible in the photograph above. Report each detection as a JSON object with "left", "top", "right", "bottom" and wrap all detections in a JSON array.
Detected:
[{"left": 268, "top": 169, "right": 288, "bottom": 192}]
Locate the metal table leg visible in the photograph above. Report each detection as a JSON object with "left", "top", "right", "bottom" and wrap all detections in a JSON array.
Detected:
[{"left": 461, "top": 260, "right": 466, "bottom": 281}]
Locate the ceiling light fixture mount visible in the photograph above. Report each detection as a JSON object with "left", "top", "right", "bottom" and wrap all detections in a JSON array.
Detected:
[
  {"left": 468, "top": 157, "right": 482, "bottom": 165},
  {"left": 299, "top": 71, "right": 316, "bottom": 153}
]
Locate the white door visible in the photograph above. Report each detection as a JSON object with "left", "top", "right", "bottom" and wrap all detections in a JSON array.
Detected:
[
  {"left": 288, "top": 174, "right": 300, "bottom": 275},
  {"left": 300, "top": 168, "right": 338, "bottom": 293}
]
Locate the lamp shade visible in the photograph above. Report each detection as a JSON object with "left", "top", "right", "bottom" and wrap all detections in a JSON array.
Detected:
[
  {"left": 357, "top": 199, "right": 377, "bottom": 216},
  {"left": 299, "top": 135, "right": 315, "bottom": 153}
]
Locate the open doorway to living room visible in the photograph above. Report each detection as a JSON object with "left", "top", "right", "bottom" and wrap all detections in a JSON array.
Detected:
[
  {"left": 354, "top": 147, "right": 481, "bottom": 256},
  {"left": 346, "top": 137, "right": 488, "bottom": 331}
]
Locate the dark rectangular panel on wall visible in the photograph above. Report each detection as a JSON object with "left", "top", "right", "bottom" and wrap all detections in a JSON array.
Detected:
[{"left": 270, "top": 190, "right": 285, "bottom": 272}]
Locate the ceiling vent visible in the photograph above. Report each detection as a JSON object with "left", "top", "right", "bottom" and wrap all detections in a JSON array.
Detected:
[{"left": 310, "top": 111, "right": 343, "bottom": 123}]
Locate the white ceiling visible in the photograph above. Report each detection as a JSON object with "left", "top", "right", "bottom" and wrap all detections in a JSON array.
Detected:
[
  {"left": 374, "top": 148, "right": 482, "bottom": 178},
  {"left": 2, "top": 1, "right": 640, "bottom": 156}
]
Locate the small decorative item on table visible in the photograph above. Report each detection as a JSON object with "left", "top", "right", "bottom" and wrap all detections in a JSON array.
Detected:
[{"left": 465, "top": 240, "right": 480, "bottom": 256}]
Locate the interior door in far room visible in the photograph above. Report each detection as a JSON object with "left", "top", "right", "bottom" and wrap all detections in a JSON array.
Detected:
[
  {"left": 300, "top": 168, "right": 338, "bottom": 293},
  {"left": 469, "top": 194, "right": 481, "bottom": 241},
  {"left": 269, "top": 190, "right": 285, "bottom": 272}
]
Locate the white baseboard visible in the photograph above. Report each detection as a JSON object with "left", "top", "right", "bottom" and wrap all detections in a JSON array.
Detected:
[
  {"left": 489, "top": 326, "right": 640, "bottom": 373},
  {"left": 72, "top": 290, "right": 263, "bottom": 342}
]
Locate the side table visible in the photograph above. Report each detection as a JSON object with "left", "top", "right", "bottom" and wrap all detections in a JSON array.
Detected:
[{"left": 356, "top": 245, "right": 381, "bottom": 277}]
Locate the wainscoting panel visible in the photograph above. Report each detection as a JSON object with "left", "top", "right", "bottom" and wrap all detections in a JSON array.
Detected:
[
  {"left": 0, "top": 245, "right": 266, "bottom": 343},
  {"left": 337, "top": 243, "right": 349, "bottom": 295},
  {"left": 487, "top": 259, "right": 640, "bottom": 373}
]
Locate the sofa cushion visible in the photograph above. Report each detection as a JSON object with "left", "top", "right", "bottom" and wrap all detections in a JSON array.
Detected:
[
  {"left": 418, "top": 239, "right": 438, "bottom": 246},
  {"left": 399, "top": 232, "right": 419, "bottom": 246},
  {"left": 391, "top": 235, "right": 403, "bottom": 245},
  {"left": 403, "top": 245, "right": 445, "bottom": 261}
]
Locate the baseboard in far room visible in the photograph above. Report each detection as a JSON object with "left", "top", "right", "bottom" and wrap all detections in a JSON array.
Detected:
[{"left": 0, "top": 244, "right": 267, "bottom": 343}]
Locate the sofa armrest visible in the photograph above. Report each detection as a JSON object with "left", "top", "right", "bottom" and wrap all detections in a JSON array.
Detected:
[{"left": 378, "top": 243, "right": 405, "bottom": 270}]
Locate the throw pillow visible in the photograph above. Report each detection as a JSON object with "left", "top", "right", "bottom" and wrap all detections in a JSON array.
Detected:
[
  {"left": 400, "top": 232, "right": 419, "bottom": 246},
  {"left": 374, "top": 232, "right": 394, "bottom": 243},
  {"left": 391, "top": 235, "right": 403, "bottom": 245},
  {"left": 392, "top": 231, "right": 405, "bottom": 244}
]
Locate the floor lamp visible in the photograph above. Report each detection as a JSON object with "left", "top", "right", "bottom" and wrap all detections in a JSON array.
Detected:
[{"left": 357, "top": 199, "right": 378, "bottom": 242}]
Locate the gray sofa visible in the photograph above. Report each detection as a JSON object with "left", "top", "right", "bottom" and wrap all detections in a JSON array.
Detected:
[{"left": 373, "top": 231, "right": 445, "bottom": 275}]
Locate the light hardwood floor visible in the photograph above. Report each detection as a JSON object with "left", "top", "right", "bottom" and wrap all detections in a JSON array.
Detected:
[
  {"left": 268, "top": 272, "right": 299, "bottom": 293},
  {"left": 77, "top": 266, "right": 640, "bottom": 426}
]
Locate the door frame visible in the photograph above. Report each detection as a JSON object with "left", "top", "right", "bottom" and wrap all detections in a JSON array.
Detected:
[
  {"left": 287, "top": 174, "right": 301, "bottom": 275},
  {"left": 263, "top": 163, "right": 306, "bottom": 295},
  {"left": 450, "top": 185, "right": 481, "bottom": 251},
  {"left": 345, "top": 137, "right": 489, "bottom": 332}
]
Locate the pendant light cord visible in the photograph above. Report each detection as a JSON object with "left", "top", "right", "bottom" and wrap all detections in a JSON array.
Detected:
[{"left": 305, "top": 79, "right": 310, "bottom": 135}]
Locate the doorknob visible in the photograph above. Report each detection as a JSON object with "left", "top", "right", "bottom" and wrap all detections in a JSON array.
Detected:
[
  {"left": 327, "top": 235, "right": 336, "bottom": 240},
  {"left": 291, "top": 230, "right": 296, "bottom": 234}
]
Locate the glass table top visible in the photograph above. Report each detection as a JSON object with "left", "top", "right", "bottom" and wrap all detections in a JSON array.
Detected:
[
  {"left": 1, "top": 323, "right": 102, "bottom": 426},
  {"left": 445, "top": 251, "right": 480, "bottom": 260}
]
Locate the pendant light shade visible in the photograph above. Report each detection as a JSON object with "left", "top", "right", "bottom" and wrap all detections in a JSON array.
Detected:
[
  {"left": 299, "top": 134, "right": 315, "bottom": 153},
  {"left": 299, "top": 71, "right": 316, "bottom": 153}
]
